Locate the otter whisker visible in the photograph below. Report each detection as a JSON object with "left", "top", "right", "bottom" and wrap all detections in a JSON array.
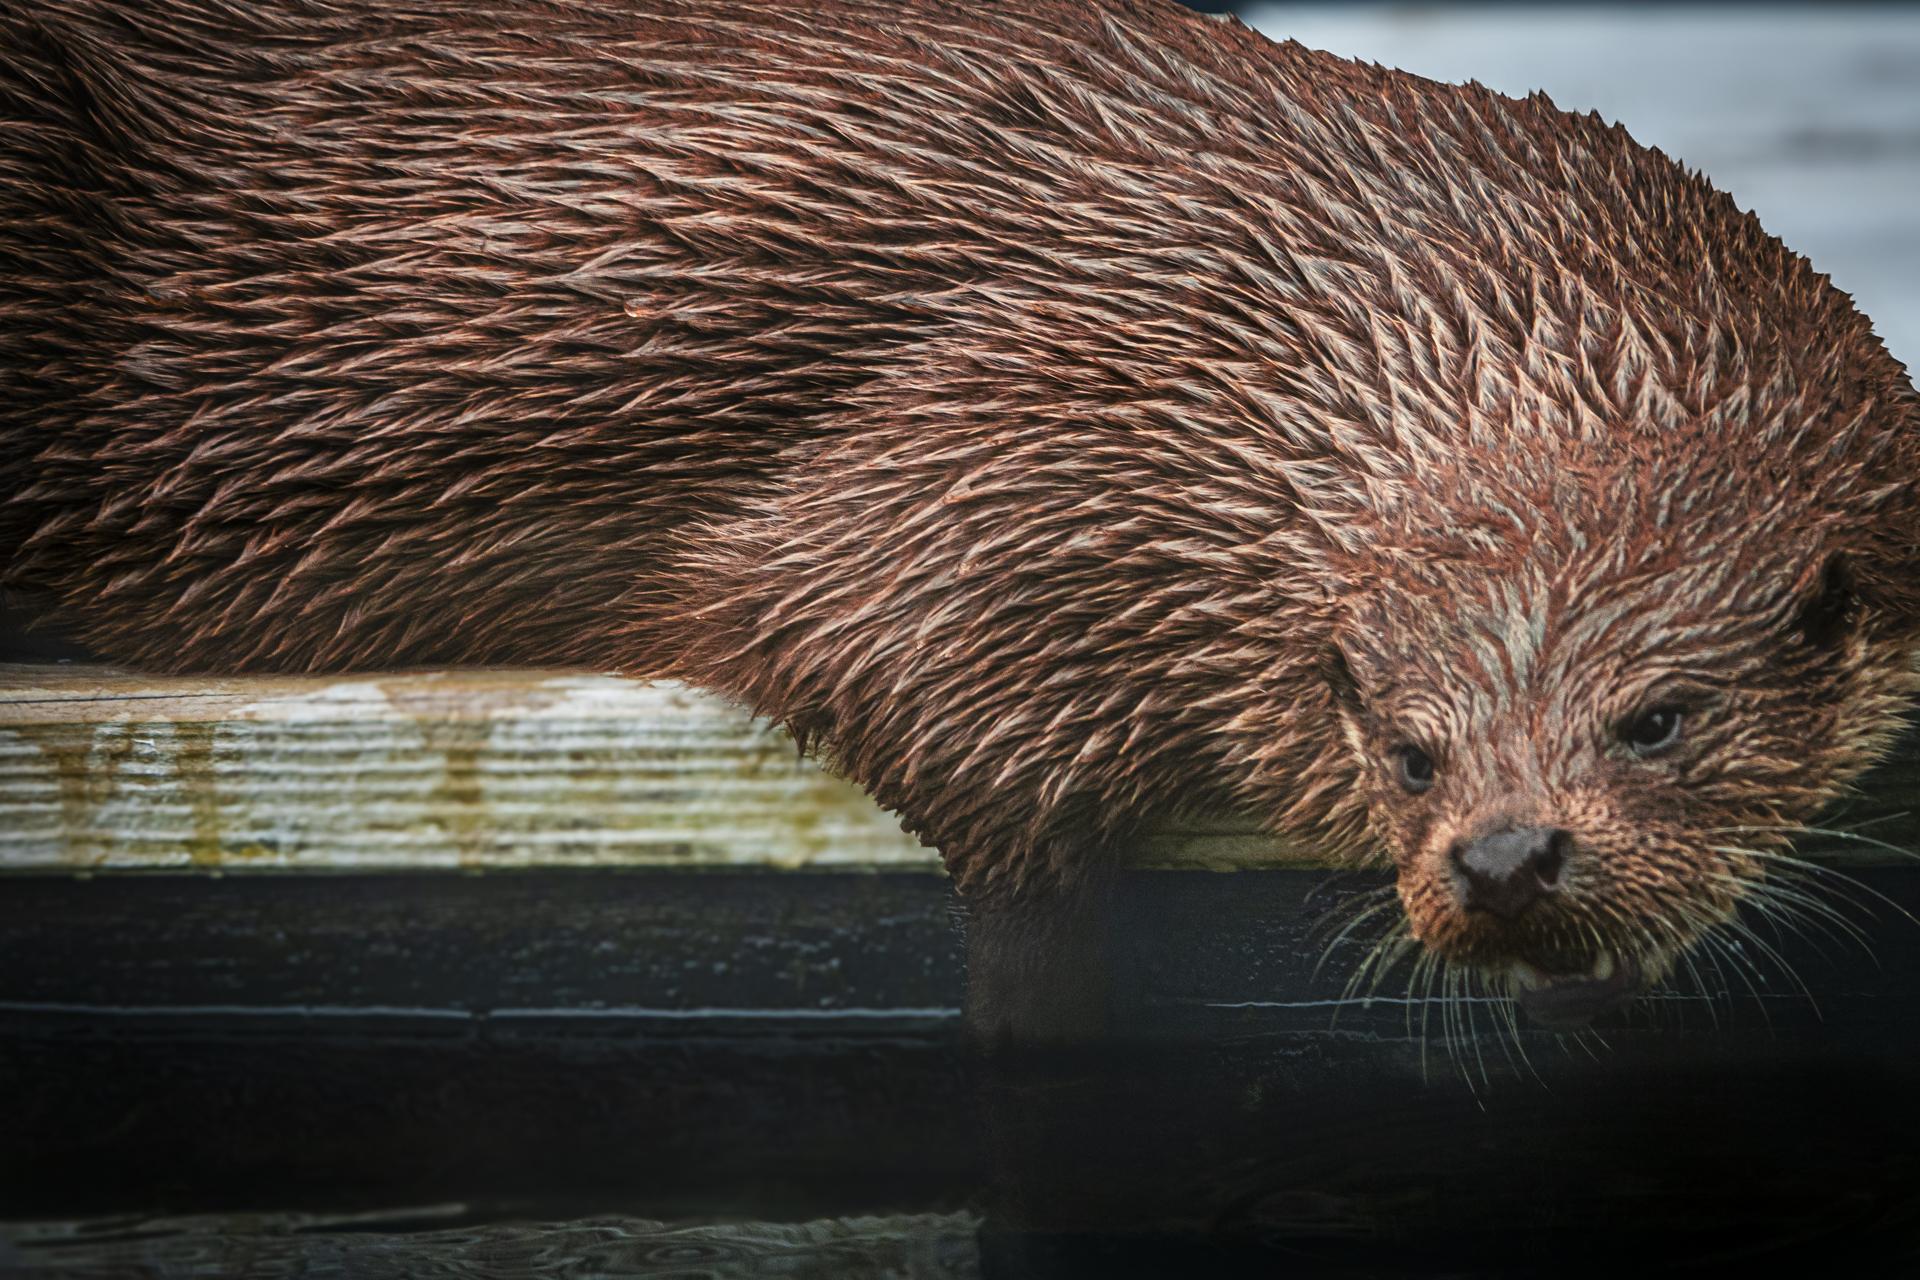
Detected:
[
  {"left": 1454, "top": 970, "right": 1494, "bottom": 1090},
  {"left": 1743, "top": 881, "right": 1873, "bottom": 958},
  {"left": 1331, "top": 922, "right": 1415, "bottom": 1031},
  {"left": 1708, "top": 822, "right": 1920, "bottom": 865},
  {"left": 1589, "top": 895, "right": 1678, "bottom": 986},
  {"left": 1442, "top": 965, "right": 1468, "bottom": 1085},
  {"left": 1703, "top": 860, "right": 1871, "bottom": 956},
  {"left": 1738, "top": 897, "right": 1845, "bottom": 965},
  {"left": 1695, "top": 926, "right": 1777, "bottom": 1032},
  {"left": 1714, "top": 911, "right": 1819, "bottom": 1019},
  {"left": 1496, "top": 979, "right": 1543, "bottom": 1083},
  {"left": 1312, "top": 895, "right": 1404, "bottom": 985},
  {"left": 1469, "top": 964, "right": 1539, "bottom": 1087},
  {"left": 1447, "top": 967, "right": 1478, "bottom": 1089},
  {"left": 1359, "top": 933, "right": 1423, "bottom": 1007},
  {"left": 1795, "top": 808, "right": 1912, "bottom": 837},
  {"left": 1720, "top": 859, "right": 1879, "bottom": 931},
  {"left": 1649, "top": 894, "right": 1756, "bottom": 1018},
  {"left": 1403, "top": 951, "right": 1426, "bottom": 1045},
  {"left": 1719, "top": 843, "right": 1920, "bottom": 927},
  {"left": 1576, "top": 918, "right": 1612, "bottom": 970},
  {"left": 1460, "top": 968, "right": 1494, "bottom": 1094},
  {"left": 1303, "top": 883, "right": 1399, "bottom": 947},
  {"left": 1411, "top": 952, "right": 1439, "bottom": 1085},
  {"left": 1675, "top": 949, "right": 1721, "bottom": 1030},
  {"left": 1674, "top": 910, "right": 1741, "bottom": 1022},
  {"left": 1337, "top": 924, "right": 1413, "bottom": 1009},
  {"left": 1425, "top": 959, "right": 1449, "bottom": 1083},
  {"left": 1561, "top": 1027, "right": 1605, "bottom": 1063}
]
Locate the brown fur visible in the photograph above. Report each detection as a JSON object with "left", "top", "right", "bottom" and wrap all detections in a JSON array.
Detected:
[{"left": 4, "top": 0, "right": 1917, "bottom": 994}]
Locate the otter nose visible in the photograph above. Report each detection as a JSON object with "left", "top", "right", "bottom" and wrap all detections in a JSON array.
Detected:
[{"left": 1449, "top": 826, "right": 1570, "bottom": 919}]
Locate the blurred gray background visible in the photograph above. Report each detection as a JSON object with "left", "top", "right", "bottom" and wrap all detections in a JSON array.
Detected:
[{"left": 1232, "top": 4, "right": 1920, "bottom": 369}]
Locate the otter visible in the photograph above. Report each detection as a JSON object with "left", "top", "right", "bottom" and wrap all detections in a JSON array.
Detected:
[{"left": 3, "top": 0, "right": 1917, "bottom": 1031}]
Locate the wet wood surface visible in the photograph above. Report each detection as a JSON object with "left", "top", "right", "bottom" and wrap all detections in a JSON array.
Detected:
[
  {"left": 0, "top": 665, "right": 936, "bottom": 872},
  {"left": 5, "top": 866, "right": 1920, "bottom": 1270},
  {"left": 0, "top": 1210, "right": 985, "bottom": 1279}
]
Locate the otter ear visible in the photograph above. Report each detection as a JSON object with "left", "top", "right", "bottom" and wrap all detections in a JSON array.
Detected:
[{"left": 1793, "top": 554, "right": 1857, "bottom": 651}]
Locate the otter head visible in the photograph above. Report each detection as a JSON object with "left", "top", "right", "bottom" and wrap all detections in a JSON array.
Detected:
[{"left": 1324, "top": 511, "right": 1916, "bottom": 1028}]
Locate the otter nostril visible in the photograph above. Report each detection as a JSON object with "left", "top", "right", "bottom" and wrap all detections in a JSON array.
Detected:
[
  {"left": 1535, "top": 829, "right": 1571, "bottom": 887},
  {"left": 1451, "top": 825, "right": 1571, "bottom": 919}
]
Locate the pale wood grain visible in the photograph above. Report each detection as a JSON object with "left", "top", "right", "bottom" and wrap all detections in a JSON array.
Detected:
[{"left": 0, "top": 665, "right": 941, "bottom": 872}]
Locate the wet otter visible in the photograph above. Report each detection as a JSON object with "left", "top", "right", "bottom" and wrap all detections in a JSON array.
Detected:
[{"left": 4, "top": 0, "right": 1917, "bottom": 1029}]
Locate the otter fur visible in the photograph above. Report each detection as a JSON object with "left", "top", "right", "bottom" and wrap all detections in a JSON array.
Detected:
[{"left": 4, "top": 0, "right": 1918, "bottom": 1023}]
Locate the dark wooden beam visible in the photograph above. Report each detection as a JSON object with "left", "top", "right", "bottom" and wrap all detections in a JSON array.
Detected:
[{"left": 6, "top": 866, "right": 1920, "bottom": 1268}]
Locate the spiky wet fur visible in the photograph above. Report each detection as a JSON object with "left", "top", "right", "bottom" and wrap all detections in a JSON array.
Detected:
[{"left": 3, "top": 0, "right": 1918, "bottom": 988}]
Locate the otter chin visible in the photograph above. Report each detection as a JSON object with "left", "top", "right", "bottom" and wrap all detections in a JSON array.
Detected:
[
  {"left": 1509, "top": 953, "right": 1643, "bottom": 1029},
  {"left": 3, "top": 0, "right": 1919, "bottom": 1038}
]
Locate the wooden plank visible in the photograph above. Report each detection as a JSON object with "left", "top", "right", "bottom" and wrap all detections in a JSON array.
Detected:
[
  {"left": 0, "top": 1211, "right": 986, "bottom": 1279},
  {"left": 4, "top": 867, "right": 1919, "bottom": 1257},
  {"left": 0, "top": 664, "right": 936, "bottom": 872},
  {"left": 2, "top": 664, "right": 1914, "bottom": 872}
]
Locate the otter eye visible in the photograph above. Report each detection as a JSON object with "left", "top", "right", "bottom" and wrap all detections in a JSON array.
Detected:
[
  {"left": 1622, "top": 705, "right": 1685, "bottom": 757},
  {"left": 1393, "top": 744, "right": 1435, "bottom": 794}
]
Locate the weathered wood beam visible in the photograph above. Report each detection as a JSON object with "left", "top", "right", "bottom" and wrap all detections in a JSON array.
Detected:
[
  {"left": 0, "top": 666, "right": 932, "bottom": 872},
  {"left": 1, "top": 664, "right": 1913, "bottom": 872}
]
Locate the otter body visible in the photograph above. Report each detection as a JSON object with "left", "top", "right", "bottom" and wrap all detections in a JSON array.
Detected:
[{"left": 4, "top": 0, "right": 1917, "bottom": 1020}]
